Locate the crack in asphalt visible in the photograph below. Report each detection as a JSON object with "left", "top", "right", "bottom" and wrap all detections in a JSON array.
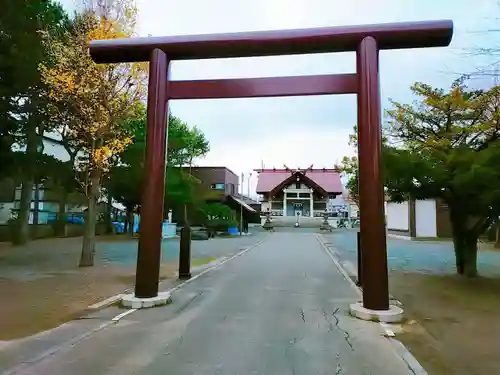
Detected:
[
  {"left": 331, "top": 308, "right": 354, "bottom": 351},
  {"left": 335, "top": 353, "right": 342, "bottom": 374},
  {"left": 174, "top": 291, "right": 204, "bottom": 314},
  {"left": 300, "top": 308, "right": 306, "bottom": 323},
  {"left": 284, "top": 335, "right": 304, "bottom": 375},
  {"left": 263, "top": 287, "right": 317, "bottom": 296}
]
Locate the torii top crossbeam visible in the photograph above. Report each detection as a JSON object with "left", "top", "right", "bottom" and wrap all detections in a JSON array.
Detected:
[{"left": 89, "top": 20, "right": 453, "bottom": 63}]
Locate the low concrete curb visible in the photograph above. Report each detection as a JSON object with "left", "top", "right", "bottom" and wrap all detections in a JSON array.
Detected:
[
  {"left": 387, "top": 233, "right": 412, "bottom": 241},
  {"left": 87, "top": 294, "right": 125, "bottom": 310},
  {"left": 86, "top": 256, "right": 237, "bottom": 311},
  {"left": 316, "top": 234, "right": 429, "bottom": 375},
  {"left": 87, "top": 237, "right": 269, "bottom": 312},
  {"left": 390, "top": 339, "right": 429, "bottom": 375},
  {"left": 0, "top": 322, "right": 115, "bottom": 375}
]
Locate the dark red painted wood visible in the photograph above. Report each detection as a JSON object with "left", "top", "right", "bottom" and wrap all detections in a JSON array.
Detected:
[
  {"left": 90, "top": 20, "right": 453, "bottom": 63},
  {"left": 168, "top": 74, "right": 358, "bottom": 99},
  {"left": 356, "top": 231, "right": 363, "bottom": 287},
  {"left": 134, "top": 49, "right": 170, "bottom": 298},
  {"left": 357, "top": 36, "right": 389, "bottom": 311},
  {"left": 89, "top": 20, "right": 454, "bottom": 307}
]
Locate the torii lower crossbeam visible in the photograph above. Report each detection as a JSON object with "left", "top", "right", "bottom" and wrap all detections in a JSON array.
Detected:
[{"left": 168, "top": 74, "right": 358, "bottom": 99}]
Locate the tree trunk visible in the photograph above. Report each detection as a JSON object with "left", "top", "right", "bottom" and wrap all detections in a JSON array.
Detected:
[
  {"left": 462, "top": 234, "right": 478, "bottom": 277},
  {"left": 15, "top": 181, "right": 33, "bottom": 245},
  {"left": 184, "top": 204, "right": 189, "bottom": 228},
  {"left": 105, "top": 191, "right": 113, "bottom": 234},
  {"left": 13, "top": 122, "right": 38, "bottom": 245},
  {"left": 55, "top": 191, "right": 67, "bottom": 237},
  {"left": 449, "top": 205, "right": 479, "bottom": 277},
  {"left": 127, "top": 210, "right": 135, "bottom": 235},
  {"left": 79, "top": 170, "right": 99, "bottom": 267},
  {"left": 124, "top": 212, "right": 129, "bottom": 234},
  {"left": 495, "top": 219, "right": 500, "bottom": 249},
  {"left": 33, "top": 181, "right": 40, "bottom": 226},
  {"left": 452, "top": 233, "right": 465, "bottom": 275},
  {"left": 452, "top": 231, "right": 478, "bottom": 276}
]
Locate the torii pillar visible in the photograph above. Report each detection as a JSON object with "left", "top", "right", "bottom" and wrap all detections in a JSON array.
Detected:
[{"left": 89, "top": 20, "right": 453, "bottom": 317}]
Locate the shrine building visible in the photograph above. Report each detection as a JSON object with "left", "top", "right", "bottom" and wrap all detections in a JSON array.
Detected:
[{"left": 255, "top": 166, "right": 343, "bottom": 217}]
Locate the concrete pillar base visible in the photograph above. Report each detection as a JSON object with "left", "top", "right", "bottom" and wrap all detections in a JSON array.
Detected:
[
  {"left": 121, "top": 292, "right": 172, "bottom": 309},
  {"left": 349, "top": 302, "right": 404, "bottom": 323}
]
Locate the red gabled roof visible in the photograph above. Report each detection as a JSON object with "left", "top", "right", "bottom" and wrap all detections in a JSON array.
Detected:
[
  {"left": 254, "top": 168, "right": 343, "bottom": 194},
  {"left": 269, "top": 172, "right": 328, "bottom": 197}
]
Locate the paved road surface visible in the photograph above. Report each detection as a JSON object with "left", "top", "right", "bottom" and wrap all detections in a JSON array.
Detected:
[{"left": 3, "top": 232, "right": 413, "bottom": 375}]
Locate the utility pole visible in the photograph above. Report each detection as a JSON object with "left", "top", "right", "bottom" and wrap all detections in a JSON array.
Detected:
[
  {"left": 247, "top": 172, "right": 252, "bottom": 197},
  {"left": 347, "top": 202, "right": 352, "bottom": 228},
  {"left": 240, "top": 173, "right": 244, "bottom": 236}
]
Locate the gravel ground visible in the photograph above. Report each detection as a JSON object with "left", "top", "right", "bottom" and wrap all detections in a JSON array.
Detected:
[
  {"left": 0, "top": 232, "right": 267, "bottom": 340},
  {"left": 322, "top": 229, "right": 500, "bottom": 375},
  {"left": 97, "top": 234, "right": 263, "bottom": 266},
  {"left": 323, "top": 230, "right": 500, "bottom": 276}
]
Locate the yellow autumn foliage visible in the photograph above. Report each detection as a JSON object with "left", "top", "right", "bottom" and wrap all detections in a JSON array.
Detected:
[
  {"left": 385, "top": 80, "right": 500, "bottom": 155},
  {"left": 39, "top": 0, "right": 146, "bottom": 175}
]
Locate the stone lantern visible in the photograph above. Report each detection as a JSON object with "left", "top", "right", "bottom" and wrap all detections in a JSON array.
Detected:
[
  {"left": 320, "top": 209, "right": 332, "bottom": 231},
  {"left": 262, "top": 208, "right": 274, "bottom": 231}
]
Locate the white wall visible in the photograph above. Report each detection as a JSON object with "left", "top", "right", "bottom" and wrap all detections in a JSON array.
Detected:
[
  {"left": 329, "top": 196, "right": 345, "bottom": 207},
  {"left": 415, "top": 199, "right": 437, "bottom": 237},
  {"left": 42, "top": 138, "right": 71, "bottom": 162},
  {"left": 285, "top": 183, "right": 310, "bottom": 190},
  {"left": 0, "top": 203, "right": 15, "bottom": 224},
  {"left": 348, "top": 203, "right": 359, "bottom": 218},
  {"left": 261, "top": 201, "right": 271, "bottom": 213},
  {"left": 386, "top": 202, "right": 409, "bottom": 231},
  {"left": 14, "top": 135, "right": 84, "bottom": 164}
]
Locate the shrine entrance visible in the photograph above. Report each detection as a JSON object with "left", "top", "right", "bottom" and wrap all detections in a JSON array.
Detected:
[{"left": 90, "top": 20, "right": 453, "bottom": 312}]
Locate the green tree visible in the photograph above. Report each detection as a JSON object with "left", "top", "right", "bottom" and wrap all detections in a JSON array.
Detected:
[
  {"left": 167, "top": 115, "right": 210, "bottom": 227},
  {"left": 338, "top": 155, "right": 359, "bottom": 207},
  {"left": 338, "top": 125, "right": 389, "bottom": 208},
  {"left": 104, "top": 102, "right": 146, "bottom": 233},
  {"left": 164, "top": 168, "right": 202, "bottom": 224},
  {"left": 384, "top": 80, "right": 500, "bottom": 277},
  {"left": 168, "top": 117, "right": 210, "bottom": 167},
  {"left": 44, "top": 158, "right": 81, "bottom": 236},
  {"left": 202, "top": 202, "right": 237, "bottom": 232},
  {"left": 203, "top": 203, "right": 236, "bottom": 220},
  {"left": 0, "top": 0, "right": 69, "bottom": 244},
  {"left": 106, "top": 109, "right": 210, "bottom": 229}
]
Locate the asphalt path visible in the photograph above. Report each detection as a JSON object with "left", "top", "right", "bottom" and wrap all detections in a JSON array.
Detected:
[{"left": 4, "top": 232, "right": 414, "bottom": 375}]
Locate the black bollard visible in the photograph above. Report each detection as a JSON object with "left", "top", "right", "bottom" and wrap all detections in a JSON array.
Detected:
[
  {"left": 179, "top": 226, "right": 192, "bottom": 279},
  {"left": 356, "top": 231, "right": 363, "bottom": 287}
]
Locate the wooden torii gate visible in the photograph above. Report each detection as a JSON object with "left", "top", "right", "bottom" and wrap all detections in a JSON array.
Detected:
[{"left": 90, "top": 20, "right": 453, "bottom": 312}]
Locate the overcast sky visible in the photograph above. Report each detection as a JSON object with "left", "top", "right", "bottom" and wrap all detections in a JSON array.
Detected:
[{"left": 61, "top": 0, "right": 498, "bottom": 195}]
